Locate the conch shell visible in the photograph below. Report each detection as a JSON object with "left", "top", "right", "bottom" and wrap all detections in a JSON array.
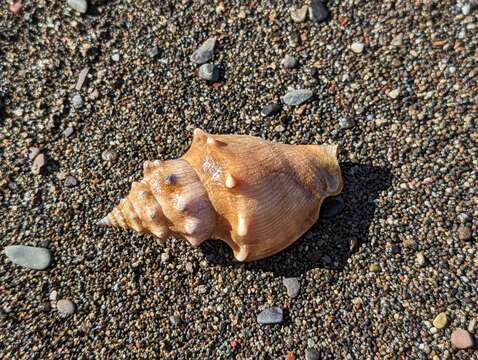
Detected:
[{"left": 98, "top": 129, "right": 343, "bottom": 262}]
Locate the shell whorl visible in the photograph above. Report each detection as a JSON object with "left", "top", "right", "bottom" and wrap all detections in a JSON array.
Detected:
[
  {"left": 99, "top": 128, "right": 343, "bottom": 262},
  {"left": 99, "top": 156, "right": 216, "bottom": 247}
]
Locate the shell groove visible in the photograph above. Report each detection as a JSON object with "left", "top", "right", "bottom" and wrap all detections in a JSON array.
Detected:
[{"left": 99, "top": 129, "right": 343, "bottom": 262}]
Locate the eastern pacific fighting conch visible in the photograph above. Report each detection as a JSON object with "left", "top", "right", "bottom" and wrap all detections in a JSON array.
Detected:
[{"left": 98, "top": 129, "right": 343, "bottom": 262}]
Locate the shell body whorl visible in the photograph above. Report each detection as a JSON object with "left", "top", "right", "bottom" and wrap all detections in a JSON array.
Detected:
[{"left": 100, "top": 129, "right": 343, "bottom": 262}]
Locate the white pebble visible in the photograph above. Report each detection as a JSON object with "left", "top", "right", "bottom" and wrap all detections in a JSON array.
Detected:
[{"left": 350, "top": 42, "right": 365, "bottom": 54}]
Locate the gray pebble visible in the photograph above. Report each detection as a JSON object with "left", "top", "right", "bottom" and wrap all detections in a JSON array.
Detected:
[
  {"left": 190, "top": 37, "right": 216, "bottom": 64},
  {"left": 63, "top": 127, "right": 74, "bottom": 138},
  {"left": 4, "top": 245, "right": 52, "bottom": 270},
  {"left": 111, "top": 53, "right": 120, "bottom": 62},
  {"left": 305, "top": 348, "right": 321, "bottom": 360},
  {"left": 57, "top": 299, "right": 75, "bottom": 316},
  {"left": 282, "top": 277, "right": 300, "bottom": 298},
  {"left": 64, "top": 175, "right": 78, "bottom": 188},
  {"left": 49, "top": 290, "right": 58, "bottom": 301},
  {"left": 147, "top": 46, "right": 159, "bottom": 58},
  {"left": 28, "top": 147, "right": 40, "bottom": 160},
  {"left": 101, "top": 149, "right": 118, "bottom": 162},
  {"left": 457, "top": 225, "right": 472, "bottom": 241},
  {"left": 72, "top": 94, "right": 83, "bottom": 109},
  {"left": 257, "top": 307, "right": 283, "bottom": 325},
  {"left": 261, "top": 103, "right": 282, "bottom": 117},
  {"left": 462, "top": 3, "right": 471, "bottom": 15},
  {"left": 75, "top": 67, "right": 89, "bottom": 91},
  {"left": 415, "top": 252, "right": 426, "bottom": 267},
  {"left": 321, "top": 196, "right": 345, "bottom": 218},
  {"left": 309, "top": 0, "right": 329, "bottom": 22},
  {"left": 67, "top": 0, "right": 87, "bottom": 14},
  {"left": 282, "top": 89, "right": 313, "bottom": 106},
  {"left": 31, "top": 154, "right": 45, "bottom": 175},
  {"left": 290, "top": 5, "right": 308, "bottom": 23},
  {"left": 281, "top": 55, "right": 298, "bottom": 69},
  {"left": 198, "top": 63, "right": 219, "bottom": 82},
  {"left": 161, "top": 251, "right": 170, "bottom": 263},
  {"left": 339, "top": 117, "right": 355, "bottom": 129}
]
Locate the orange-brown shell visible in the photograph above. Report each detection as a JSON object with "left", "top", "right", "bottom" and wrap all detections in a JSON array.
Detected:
[{"left": 99, "top": 128, "right": 343, "bottom": 262}]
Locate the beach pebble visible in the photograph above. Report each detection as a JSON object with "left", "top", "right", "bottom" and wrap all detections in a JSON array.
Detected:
[
  {"left": 9, "top": 1, "right": 22, "bottom": 15},
  {"left": 147, "top": 46, "right": 159, "bottom": 58},
  {"left": 308, "top": 0, "right": 329, "bottom": 22},
  {"left": 31, "top": 154, "right": 45, "bottom": 175},
  {"left": 198, "top": 63, "right": 219, "bottom": 82},
  {"left": 111, "top": 53, "right": 120, "bottom": 62},
  {"left": 261, "top": 103, "right": 282, "bottom": 117},
  {"left": 369, "top": 263, "right": 380, "bottom": 272},
  {"left": 64, "top": 175, "right": 78, "bottom": 188},
  {"left": 450, "top": 328, "right": 474, "bottom": 349},
  {"left": 388, "top": 88, "right": 400, "bottom": 99},
  {"left": 63, "top": 127, "right": 74, "bottom": 138},
  {"left": 49, "top": 290, "right": 58, "bottom": 301},
  {"left": 350, "top": 42, "right": 365, "bottom": 54},
  {"left": 281, "top": 55, "right": 298, "bottom": 69},
  {"left": 190, "top": 37, "right": 216, "bottom": 64},
  {"left": 185, "top": 262, "right": 194, "bottom": 273},
  {"left": 290, "top": 5, "right": 308, "bottom": 23},
  {"left": 457, "top": 225, "right": 472, "bottom": 241},
  {"left": 4, "top": 245, "right": 52, "bottom": 270},
  {"left": 57, "top": 299, "right": 75, "bottom": 316},
  {"left": 305, "top": 348, "right": 321, "bottom": 360},
  {"left": 282, "top": 277, "right": 300, "bottom": 298},
  {"left": 101, "top": 149, "right": 118, "bottom": 162},
  {"left": 462, "top": 3, "right": 471, "bottom": 15},
  {"left": 321, "top": 196, "right": 345, "bottom": 218},
  {"left": 468, "top": 319, "right": 476, "bottom": 333},
  {"left": 28, "top": 147, "right": 40, "bottom": 160},
  {"left": 75, "top": 67, "right": 89, "bottom": 91},
  {"left": 432, "top": 312, "right": 448, "bottom": 329},
  {"left": 72, "top": 94, "right": 83, "bottom": 109},
  {"left": 339, "top": 117, "right": 355, "bottom": 129},
  {"left": 67, "top": 0, "right": 87, "bottom": 14},
  {"left": 282, "top": 89, "right": 313, "bottom": 106},
  {"left": 257, "top": 307, "right": 283, "bottom": 324},
  {"left": 415, "top": 252, "right": 426, "bottom": 267}
]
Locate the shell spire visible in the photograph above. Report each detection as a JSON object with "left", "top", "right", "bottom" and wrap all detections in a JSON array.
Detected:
[{"left": 98, "top": 128, "right": 343, "bottom": 262}]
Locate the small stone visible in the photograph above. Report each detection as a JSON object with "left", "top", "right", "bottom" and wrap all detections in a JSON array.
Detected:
[
  {"left": 147, "top": 46, "right": 159, "bottom": 58},
  {"left": 4, "top": 245, "right": 52, "bottom": 270},
  {"left": 350, "top": 42, "right": 365, "bottom": 54},
  {"left": 257, "top": 307, "right": 283, "bottom": 324},
  {"left": 320, "top": 196, "right": 345, "bottom": 218},
  {"left": 75, "top": 67, "right": 89, "bottom": 91},
  {"left": 31, "top": 154, "right": 45, "bottom": 175},
  {"left": 40, "top": 240, "right": 50, "bottom": 248},
  {"left": 457, "top": 225, "right": 472, "bottom": 241},
  {"left": 197, "top": 285, "right": 207, "bottom": 294},
  {"left": 111, "top": 53, "right": 120, "bottom": 62},
  {"left": 285, "top": 353, "right": 296, "bottom": 360},
  {"left": 468, "top": 319, "right": 476, "bottom": 333},
  {"left": 28, "top": 147, "right": 40, "bottom": 160},
  {"left": 282, "top": 89, "right": 313, "bottom": 106},
  {"left": 72, "top": 94, "right": 83, "bottom": 109},
  {"left": 185, "top": 262, "right": 194, "bottom": 273},
  {"left": 369, "top": 263, "right": 380, "bottom": 272},
  {"left": 282, "top": 277, "right": 300, "bottom": 298},
  {"left": 349, "top": 239, "right": 359, "bottom": 252},
  {"left": 450, "top": 328, "right": 474, "bottom": 349},
  {"left": 305, "top": 348, "right": 321, "bottom": 360},
  {"left": 433, "top": 312, "right": 448, "bottom": 329},
  {"left": 57, "top": 299, "right": 75, "bottom": 316},
  {"left": 101, "top": 149, "right": 118, "bottom": 162},
  {"left": 49, "top": 290, "right": 58, "bottom": 301},
  {"left": 308, "top": 0, "right": 329, "bottom": 22},
  {"left": 415, "top": 252, "right": 426, "bottom": 267},
  {"left": 289, "top": 5, "right": 308, "bottom": 23},
  {"left": 198, "top": 63, "right": 219, "bottom": 82},
  {"left": 419, "top": 343, "right": 430, "bottom": 354},
  {"left": 63, "top": 127, "right": 74, "bottom": 138},
  {"left": 391, "top": 34, "right": 403, "bottom": 47},
  {"left": 190, "top": 37, "right": 216, "bottom": 64},
  {"left": 169, "top": 315, "right": 180, "bottom": 325},
  {"left": 9, "top": 1, "right": 22, "bottom": 15},
  {"left": 64, "top": 175, "right": 78, "bottom": 188},
  {"left": 339, "top": 117, "right": 355, "bottom": 129},
  {"left": 388, "top": 88, "right": 400, "bottom": 99},
  {"left": 309, "top": 67, "right": 319, "bottom": 78},
  {"left": 161, "top": 251, "right": 170, "bottom": 263},
  {"left": 261, "top": 103, "right": 282, "bottom": 117},
  {"left": 281, "top": 55, "right": 298, "bottom": 69},
  {"left": 67, "top": 0, "right": 87, "bottom": 14},
  {"left": 462, "top": 3, "right": 471, "bottom": 16},
  {"left": 274, "top": 125, "right": 285, "bottom": 133}
]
